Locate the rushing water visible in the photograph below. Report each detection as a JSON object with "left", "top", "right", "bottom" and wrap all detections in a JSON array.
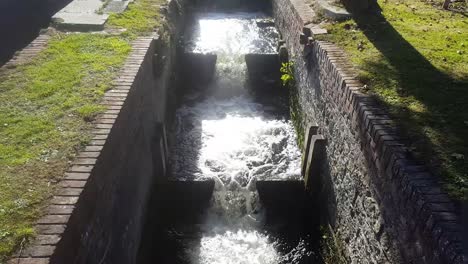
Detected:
[
  {"left": 173, "top": 12, "right": 301, "bottom": 185},
  {"left": 166, "top": 13, "right": 313, "bottom": 264}
]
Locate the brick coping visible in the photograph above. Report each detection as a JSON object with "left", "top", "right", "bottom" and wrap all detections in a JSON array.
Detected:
[
  {"left": 314, "top": 41, "right": 464, "bottom": 262},
  {"left": 275, "top": 0, "right": 465, "bottom": 261},
  {"left": 7, "top": 36, "right": 155, "bottom": 264}
]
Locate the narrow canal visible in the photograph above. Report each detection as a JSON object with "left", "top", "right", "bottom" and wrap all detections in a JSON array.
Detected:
[{"left": 138, "top": 11, "right": 322, "bottom": 264}]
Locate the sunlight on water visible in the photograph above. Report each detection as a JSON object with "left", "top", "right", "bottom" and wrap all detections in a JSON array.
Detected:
[
  {"left": 172, "top": 96, "right": 302, "bottom": 186},
  {"left": 186, "top": 13, "right": 279, "bottom": 54},
  {"left": 194, "top": 229, "right": 280, "bottom": 264},
  {"left": 169, "top": 12, "right": 313, "bottom": 264}
]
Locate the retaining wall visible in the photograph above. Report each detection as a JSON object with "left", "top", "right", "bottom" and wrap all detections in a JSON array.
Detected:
[
  {"left": 8, "top": 1, "right": 188, "bottom": 263},
  {"left": 272, "top": 0, "right": 466, "bottom": 263},
  {"left": 49, "top": 36, "right": 166, "bottom": 264}
]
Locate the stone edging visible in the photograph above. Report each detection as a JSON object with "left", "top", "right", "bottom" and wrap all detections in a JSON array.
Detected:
[
  {"left": 8, "top": 36, "right": 154, "bottom": 264},
  {"left": 312, "top": 36, "right": 464, "bottom": 264}
]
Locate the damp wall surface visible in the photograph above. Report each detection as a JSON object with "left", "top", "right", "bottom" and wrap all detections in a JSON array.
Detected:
[{"left": 272, "top": 0, "right": 466, "bottom": 263}]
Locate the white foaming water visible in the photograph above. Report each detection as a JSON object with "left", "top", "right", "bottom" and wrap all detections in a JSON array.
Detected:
[
  {"left": 194, "top": 229, "right": 281, "bottom": 264},
  {"left": 172, "top": 96, "right": 302, "bottom": 186},
  {"left": 186, "top": 12, "right": 279, "bottom": 55},
  {"left": 171, "top": 13, "right": 310, "bottom": 264}
]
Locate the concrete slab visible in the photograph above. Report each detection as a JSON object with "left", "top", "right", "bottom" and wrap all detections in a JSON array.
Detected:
[
  {"left": 152, "top": 180, "right": 215, "bottom": 221},
  {"left": 316, "top": 0, "right": 351, "bottom": 21},
  {"left": 304, "top": 135, "right": 326, "bottom": 193},
  {"left": 103, "top": 1, "right": 131, "bottom": 14},
  {"left": 52, "top": 0, "right": 109, "bottom": 31},
  {"left": 301, "top": 125, "right": 319, "bottom": 176},
  {"left": 311, "top": 27, "right": 328, "bottom": 36},
  {"left": 245, "top": 53, "right": 281, "bottom": 88},
  {"left": 182, "top": 52, "right": 217, "bottom": 85},
  {"left": 256, "top": 180, "right": 306, "bottom": 209}
]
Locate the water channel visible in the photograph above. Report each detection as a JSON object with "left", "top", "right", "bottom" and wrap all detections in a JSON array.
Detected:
[{"left": 138, "top": 12, "right": 321, "bottom": 264}]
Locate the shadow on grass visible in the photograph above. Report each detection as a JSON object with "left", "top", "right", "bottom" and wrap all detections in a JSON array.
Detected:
[
  {"left": 0, "top": 0, "right": 73, "bottom": 65},
  {"left": 342, "top": 2, "right": 468, "bottom": 201}
]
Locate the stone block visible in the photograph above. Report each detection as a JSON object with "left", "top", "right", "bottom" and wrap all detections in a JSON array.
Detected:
[
  {"left": 256, "top": 180, "right": 306, "bottom": 210},
  {"left": 245, "top": 53, "right": 281, "bottom": 88},
  {"left": 51, "top": 196, "right": 78, "bottom": 205},
  {"left": 56, "top": 188, "right": 83, "bottom": 196},
  {"left": 103, "top": 1, "right": 131, "bottom": 14},
  {"left": 60, "top": 180, "right": 86, "bottom": 188},
  {"left": 317, "top": 0, "right": 351, "bottom": 20},
  {"left": 37, "top": 215, "right": 70, "bottom": 224},
  {"left": 301, "top": 124, "right": 319, "bottom": 176},
  {"left": 304, "top": 135, "right": 326, "bottom": 194},
  {"left": 152, "top": 180, "right": 215, "bottom": 219},
  {"left": 311, "top": 27, "right": 328, "bottom": 36},
  {"left": 7, "top": 258, "right": 50, "bottom": 264},
  {"left": 35, "top": 235, "right": 61, "bottom": 245},
  {"left": 182, "top": 52, "right": 217, "bottom": 85},
  {"left": 47, "top": 205, "right": 75, "bottom": 215},
  {"left": 20, "top": 246, "right": 55, "bottom": 258}
]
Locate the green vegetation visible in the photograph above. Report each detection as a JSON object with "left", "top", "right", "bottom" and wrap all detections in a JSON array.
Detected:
[
  {"left": 318, "top": 0, "right": 468, "bottom": 200},
  {"left": 281, "top": 62, "right": 306, "bottom": 150},
  {"left": 0, "top": 34, "right": 130, "bottom": 261},
  {"left": 320, "top": 225, "right": 348, "bottom": 264},
  {"left": 0, "top": 0, "right": 167, "bottom": 260},
  {"left": 107, "top": 0, "right": 166, "bottom": 38},
  {"left": 280, "top": 62, "right": 295, "bottom": 86}
]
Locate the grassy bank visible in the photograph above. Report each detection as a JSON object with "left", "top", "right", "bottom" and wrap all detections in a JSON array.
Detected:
[
  {"left": 0, "top": 34, "right": 130, "bottom": 259},
  {"left": 0, "top": 0, "right": 165, "bottom": 260},
  {"left": 318, "top": 0, "right": 468, "bottom": 200}
]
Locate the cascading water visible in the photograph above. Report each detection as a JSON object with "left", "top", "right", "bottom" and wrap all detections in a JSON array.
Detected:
[
  {"left": 162, "top": 13, "right": 316, "bottom": 264},
  {"left": 173, "top": 12, "right": 301, "bottom": 186}
]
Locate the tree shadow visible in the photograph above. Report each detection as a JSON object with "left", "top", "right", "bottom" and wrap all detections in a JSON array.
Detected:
[
  {"left": 0, "top": 0, "right": 73, "bottom": 65},
  {"left": 343, "top": 2, "right": 468, "bottom": 201}
]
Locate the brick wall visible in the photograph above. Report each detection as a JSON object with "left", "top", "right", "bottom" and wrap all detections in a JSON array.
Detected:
[
  {"left": 7, "top": 35, "right": 164, "bottom": 264},
  {"left": 272, "top": 0, "right": 466, "bottom": 263},
  {"left": 7, "top": 0, "right": 191, "bottom": 262},
  {"left": 49, "top": 36, "right": 164, "bottom": 264}
]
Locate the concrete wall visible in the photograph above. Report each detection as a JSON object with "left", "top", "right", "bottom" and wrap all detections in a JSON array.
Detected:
[{"left": 272, "top": 0, "right": 465, "bottom": 263}]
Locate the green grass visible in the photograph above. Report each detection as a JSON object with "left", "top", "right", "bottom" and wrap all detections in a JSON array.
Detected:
[
  {"left": 107, "top": 0, "right": 166, "bottom": 38},
  {"left": 318, "top": 0, "right": 468, "bottom": 200},
  {"left": 0, "top": 34, "right": 131, "bottom": 261},
  {"left": 0, "top": 0, "right": 167, "bottom": 260}
]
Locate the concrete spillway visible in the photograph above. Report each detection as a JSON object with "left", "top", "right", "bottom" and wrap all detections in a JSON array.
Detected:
[
  {"left": 10, "top": 0, "right": 461, "bottom": 263},
  {"left": 137, "top": 11, "right": 321, "bottom": 264}
]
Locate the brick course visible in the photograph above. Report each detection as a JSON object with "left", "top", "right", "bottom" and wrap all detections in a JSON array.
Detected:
[
  {"left": 8, "top": 36, "right": 155, "bottom": 264},
  {"left": 272, "top": 0, "right": 466, "bottom": 263}
]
